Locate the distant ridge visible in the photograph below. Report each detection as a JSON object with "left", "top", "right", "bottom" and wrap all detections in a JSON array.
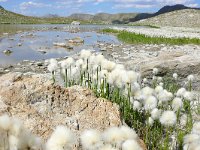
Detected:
[
  {"left": 43, "top": 14, "right": 60, "bottom": 18},
  {"left": 0, "top": 4, "right": 199, "bottom": 25},
  {"left": 155, "top": 4, "right": 199, "bottom": 15},
  {"left": 129, "top": 4, "right": 199, "bottom": 22},
  {"left": 68, "top": 4, "right": 199, "bottom": 24},
  {"left": 132, "top": 9, "right": 200, "bottom": 28}
]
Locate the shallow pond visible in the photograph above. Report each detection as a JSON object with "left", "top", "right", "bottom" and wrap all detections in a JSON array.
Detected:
[{"left": 0, "top": 24, "right": 121, "bottom": 66}]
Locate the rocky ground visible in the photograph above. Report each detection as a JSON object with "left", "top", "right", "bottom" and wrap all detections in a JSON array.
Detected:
[
  {"left": 0, "top": 26, "right": 200, "bottom": 149},
  {"left": 1, "top": 41, "right": 200, "bottom": 90},
  {"left": 112, "top": 26, "right": 200, "bottom": 39},
  {"left": 0, "top": 72, "right": 146, "bottom": 149},
  {"left": 132, "top": 9, "right": 200, "bottom": 28}
]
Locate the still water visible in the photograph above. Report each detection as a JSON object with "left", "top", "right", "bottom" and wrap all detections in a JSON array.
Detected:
[{"left": 0, "top": 24, "right": 122, "bottom": 66}]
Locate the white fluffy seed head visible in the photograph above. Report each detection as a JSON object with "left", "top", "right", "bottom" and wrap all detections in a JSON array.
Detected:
[
  {"left": 0, "top": 114, "right": 11, "bottom": 131},
  {"left": 60, "top": 60, "right": 68, "bottom": 69},
  {"left": 95, "top": 54, "right": 105, "bottom": 65},
  {"left": 132, "top": 101, "right": 141, "bottom": 110},
  {"left": 192, "top": 122, "right": 200, "bottom": 135},
  {"left": 187, "top": 75, "right": 194, "bottom": 82},
  {"left": 9, "top": 118, "right": 23, "bottom": 137},
  {"left": 180, "top": 114, "right": 187, "bottom": 127},
  {"left": 134, "top": 90, "right": 144, "bottom": 101},
  {"left": 153, "top": 68, "right": 158, "bottom": 75},
  {"left": 48, "top": 58, "right": 58, "bottom": 72},
  {"left": 158, "top": 90, "right": 173, "bottom": 102},
  {"left": 80, "top": 129, "right": 101, "bottom": 149},
  {"left": 157, "top": 77, "right": 162, "bottom": 83},
  {"left": 127, "top": 71, "right": 138, "bottom": 83},
  {"left": 122, "top": 139, "right": 143, "bottom": 150},
  {"left": 48, "top": 63, "right": 58, "bottom": 72},
  {"left": 80, "top": 49, "right": 92, "bottom": 60},
  {"left": 102, "top": 60, "right": 116, "bottom": 72},
  {"left": 155, "top": 85, "right": 163, "bottom": 94},
  {"left": 160, "top": 111, "right": 177, "bottom": 127},
  {"left": 99, "top": 144, "right": 118, "bottom": 150},
  {"left": 176, "top": 88, "right": 186, "bottom": 98},
  {"left": 120, "top": 126, "right": 138, "bottom": 141},
  {"left": 172, "top": 97, "right": 183, "bottom": 111},
  {"left": 60, "top": 57, "right": 74, "bottom": 69},
  {"left": 131, "top": 82, "right": 141, "bottom": 95},
  {"left": 143, "top": 78, "right": 148, "bottom": 83},
  {"left": 151, "top": 108, "right": 161, "bottom": 120},
  {"left": 66, "top": 57, "right": 74, "bottom": 66},
  {"left": 159, "top": 82, "right": 164, "bottom": 87},
  {"left": 144, "top": 96, "right": 157, "bottom": 111},
  {"left": 9, "top": 135, "right": 19, "bottom": 150},
  {"left": 115, "top": 64, "right": 125, "bottom": 70},
  {"left": 141, "top": 87, "right": 154, "bottom": 97},
  {"left": 18, "top": 130, "right": 42, "bottom": 150},
  {"left": 152, "top": 76, "right": 157, "bottom": 81},
  {"left": 147, "top": 117, "right": 154, "bottom": 126},
  {"left": 49, "top": 58, "right": 57, "bottom": 64},
  {"left": 76, "top": 59, "right": 84, "bottom": 68},
  {"left": 173, "top": 73, "right": 178, "bottom": 80},
  {"left": 183, "top": 91, "right": 193, "bottom": 101},
  {"left": 184, "top": 134, "right": 200, "bottom": 144},
  {"left": 46, "top": 125, "right": 75, "bottom": 149},
  {"left": 89, "top": 55, "right": 96, "bottom": 66},
  {"left": 185, "top": 142, "right": 200, "bottom": 150},
  {"left": 103, "top": 127, "right": 124, "bottom": 145},
  {"left": 100, "top": 70, "right": 108, "bottom": 79}
]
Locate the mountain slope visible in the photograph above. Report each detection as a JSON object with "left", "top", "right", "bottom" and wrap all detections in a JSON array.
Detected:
[
  {"left": 0, "top": 6, "right": 72, "bottom": 24},
  {"left": 68, "top": 4, "right": 199, "bottom": 24},
  {"left": 68, "top": 13, "right": 138, "bottom": 24},
  {"left": 155, "top": 4, "right": 193, "bottom": 15},
  {"left": 132, "top": 9, "right": 200, "bottom": 28},
  {"left": 0, "top": 4, "right": 199, "bottom": 26}
]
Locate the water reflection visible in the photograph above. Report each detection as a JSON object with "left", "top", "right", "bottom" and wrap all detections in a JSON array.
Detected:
[{"left": 0, "top": 25, "right": 121, "bottom": 66}]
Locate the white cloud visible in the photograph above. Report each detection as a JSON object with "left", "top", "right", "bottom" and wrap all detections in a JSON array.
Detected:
[
  {"left": 110, "top": 0, "right": 198, "bottom": 9},
  {"left": 0, "top": 0, "right": 7, "bottom": 2},
  {"left": 43, "top": 0, "right": 199, "bottom": 10},
  {"left": 187, "top": 3, "right": 198, "bottom": 7},
  {"left": 20, "top": 1, "right": 52, "bottom": 10}
]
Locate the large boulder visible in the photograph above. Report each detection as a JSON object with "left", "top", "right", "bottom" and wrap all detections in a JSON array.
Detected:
[
  {"left": 0, "top": 72, "right": 147, "bottom": 149},
  {"left": 0, "top": 72, "right": 122, "bottom": 140}
]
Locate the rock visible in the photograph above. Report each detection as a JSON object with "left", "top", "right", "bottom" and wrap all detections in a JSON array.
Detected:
[
  {"left": 71, "top": 21, "right": 80, "bottom": 25},
  {"left": 18, "top": 43, "right": 22, "bottom": 46},
  {"left": 100, "top": 47, "right": 107, "bottom": 51},
  {"left": 53, "top": 42, "right": 67, "bottom": 47},
  {"left": 0, "top": 72, "right": 124, "bottom": 149},
  {"left": 3, "top": 33, "right": 8, "bottom": 36},
  {"left": 36, "top": 62, "right": 43, "bottom": 66},
  {"left": 68, "top": 37, "right": 84, "bottom": 44},
  {"left": 38, "top": 50, "right": 47, "bottom": 54},
  {"left": 2, "top": 49, "right": 13, "bottom": 55}
]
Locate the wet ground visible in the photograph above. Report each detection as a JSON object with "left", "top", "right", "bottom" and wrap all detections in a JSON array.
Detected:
[{"left": 0, "top": 24, "right": 121, "bottom": 67}]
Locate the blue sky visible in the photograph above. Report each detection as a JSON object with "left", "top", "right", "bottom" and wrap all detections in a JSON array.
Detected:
[{"left": 0, "top": 0, "right": 199, "bottom": 16}]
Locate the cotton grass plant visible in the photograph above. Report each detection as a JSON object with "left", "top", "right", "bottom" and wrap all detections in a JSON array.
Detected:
[
  {"left": 0, "top": 115, "right": 143, "bottom": 150},
  {"left": 46, "top": 50, "right": 199, "bottom": 149}
]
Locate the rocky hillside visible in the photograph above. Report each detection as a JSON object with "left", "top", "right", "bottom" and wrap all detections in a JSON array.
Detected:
[
  {"left": 154, "top": 4, "right": 198, "bottom": 15},
  {"left": 0, "top": 4, "right": 199, "bottom": 25},
  {"left": 0, "top": 6, "right": 72, "bottom": 24},
  {"left": 69, "top": 4, "right": 199, "bottom": 24},
  {"left": 69, "top": 13, "right": 138, "bottom": 24},
  {"left": 132, "top": 9, "right": 200, "bottom": 28}
]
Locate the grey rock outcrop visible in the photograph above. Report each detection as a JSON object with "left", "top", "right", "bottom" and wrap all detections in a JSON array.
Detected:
[{"left": 0, "top": 72, "right": 121, "bottom": 139}]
